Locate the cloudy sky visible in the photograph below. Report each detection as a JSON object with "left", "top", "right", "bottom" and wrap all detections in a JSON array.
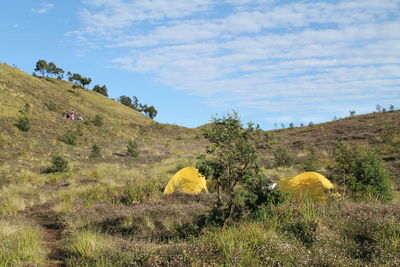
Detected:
[{"left": 1, "top": 0, "right": 399, "bottom": 128}]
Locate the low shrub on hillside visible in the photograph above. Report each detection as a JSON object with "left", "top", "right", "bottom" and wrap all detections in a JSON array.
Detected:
[
  {"left": 15, "top": 116, "right": 30, "bottom": 132},
  {"left": 331, "top": 142, "right": 393, "bottom": 201},
  {"left": 273, "top": 147, "right": 294, "bottom": 167},
  {"left": 62, "top": 129, "right": 78, "bottom": 145},
  {"left": 91, "top": 114, "right": 103, "bottom": 127},
  {"left": 127, "top": 139, "right": 139, "bottom": 158},
  {"left": 90, "top": 143, "right": 101, "bottom": 158},
  {"left": 303, "top": 146, "right": 320, "bottom": 172},
  {"left": 44, "top": 155, "right": 69, "bottom": 173},
  {"left": 119, "top": 181, "right": 160, "bottom": 205}
]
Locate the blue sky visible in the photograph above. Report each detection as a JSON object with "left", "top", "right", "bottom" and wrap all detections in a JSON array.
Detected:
[{"left": 1, "top": 0, "right": 399, "bottom": 129}]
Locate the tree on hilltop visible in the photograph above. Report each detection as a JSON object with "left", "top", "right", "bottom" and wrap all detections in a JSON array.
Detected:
[
  {"left": 34, "top": 59, "right": 49, "bottom": 77},
  {"left": 118, "top": 95, "right": 133, "bottom": 107},
  {"left": 34, "top": 60, "right": 64, "bottom": 79},
  {"left": 68, "top": 72, "right": 91, "bottom": 88},
  {"left": 142, "top": 105, "right": 158, "bottom": 119},
  {"left": 93, "top": 84, "right": 108, "bottom": 97}
]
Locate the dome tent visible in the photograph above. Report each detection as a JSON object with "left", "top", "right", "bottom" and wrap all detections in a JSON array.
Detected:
[
  {"left": 277, "top": 172, "right": 339, "bottom": 202},
  {"left": 164, "top": 167, "right": 208, "bottom": 194}
]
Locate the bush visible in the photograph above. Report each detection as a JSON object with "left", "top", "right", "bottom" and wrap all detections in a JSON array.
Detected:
[
  {"left": 332, "top": 142, "right": 393, "bottom": 201},
  {"left": 273, "top": 147, "right": 294, "bottom": 167},
  {"left": 126, "top": 139, "right": 138, "bottom": 157},
  {"left": 90, "top": 143, "right": 101, "bottom": 158},
  {"left": 381, "top": 124, "right": 395, "bottom": 144},
  {"left": 303, "top": 147, "right": 319, "bottom": 172},
  {"left": 15, "top": 116, "right": 30, "bottom": 131},
  {"left": 91, "top": 114, "right": 103, "bottom": 127},
  {"left": 44, "top": 155, "right": 69, "bottom": 173},
  {"left": 62, "top": 130, "right": 77, "bottom": 145},
  {"left": 197, "top": 112, "right": 277, "bottom": 229}
]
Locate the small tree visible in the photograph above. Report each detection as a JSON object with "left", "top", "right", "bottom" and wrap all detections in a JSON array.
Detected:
[
  {"left": 93, "top": 85, "right": 108, "bottom": 97},
  {"left": 132, "top": 96, "right": 140, "bottom": 111},
  {"left": 90, "top": 143, "right": 101, "bottom": 158},
  {"left": 62, "top": 130, "right": 77, "bottom": 145},
  {"left": 127, "top": 139, "right": 138, "bottom": 157},
  {"left": 34, "top": 59, "right": 48, "bottom": 77},
  {"left": 289, "top": 122, "right": 294, "bottom": 128},
  {"left": 47, "top": 62, "right": 64, "bottom": 79},
  {"left": 68, "top": 73, "right": 82, "bottom": 85},
  {"left": 332, "top": 142, "right": 393, "bottom": 201},
  {"left": 197, "top": 111, "right": 278, "bottom": 229},
  {"left": 349, "top": 110, "right": 356, "bottom": 116},
  {"left": 68, "top": 73, "right": 91, "bottom": 88},
  {"left": 143, "top": 105, "right": 158, "bottom": 119},
  {"left": 389, "top": 104, "right": 395, "bottom": 112},
  {"left": 376, "top": 104, "right": 382, "bottom": 112},
  {"left": 118, "top": 95, "right": 133, "bottom": 108},
  {"left": 273, "top": 147, "right": 294, "bottom": 167},
  {"left": 80, "top": 77, "right": 92, "bottom": 88}
]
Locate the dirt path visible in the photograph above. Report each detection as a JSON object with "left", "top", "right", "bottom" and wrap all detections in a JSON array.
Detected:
[{"left": 26, "top": 204, "right": 67, "bottom": 267}]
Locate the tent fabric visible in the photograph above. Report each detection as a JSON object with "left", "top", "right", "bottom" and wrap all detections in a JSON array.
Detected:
[
  {"left": 277, "top": 172, "right": 339, "bottom": 201},
  {"left": 164, "top": 167, "right": 208, "bottom": 194}
]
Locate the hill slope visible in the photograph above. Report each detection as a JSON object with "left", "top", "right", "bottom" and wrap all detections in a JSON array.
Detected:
[{"left": 0, "top": 63, "right": 205, "bottom": 174}]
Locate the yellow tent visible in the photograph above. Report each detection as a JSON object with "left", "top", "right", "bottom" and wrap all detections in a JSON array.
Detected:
[
  {"left": 164, "top": 167, "right": 208, "bottom": 194},
  {"left": 277, "top": 172, "right": 339, "bottom": 202}
]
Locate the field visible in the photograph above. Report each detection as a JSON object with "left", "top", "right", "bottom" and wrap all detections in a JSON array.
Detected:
[{"left": 1, "top": 63, "right": 399, "bottom": 266}]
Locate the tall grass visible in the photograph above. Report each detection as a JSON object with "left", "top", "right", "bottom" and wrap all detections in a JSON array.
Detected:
[{"left": 0, "top": 219, "right": 48, "bottom": 266}]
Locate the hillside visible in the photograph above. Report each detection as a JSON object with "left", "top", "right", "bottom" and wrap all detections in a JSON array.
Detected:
[
  {"left": 0, "top": 63, "right": 206, "bottom": 174},
  {"left": 1, "top": 63, "right": 399, "bottom": 266}
]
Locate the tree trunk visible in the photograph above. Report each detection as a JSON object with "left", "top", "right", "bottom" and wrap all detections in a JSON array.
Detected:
[{"left": 222, "top": 197, "right": 235, "bottom": 231}]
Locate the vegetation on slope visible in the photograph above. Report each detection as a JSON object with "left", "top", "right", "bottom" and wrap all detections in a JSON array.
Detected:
[{"left": 0, "top": 63, "right": 399, "bottom": 266}]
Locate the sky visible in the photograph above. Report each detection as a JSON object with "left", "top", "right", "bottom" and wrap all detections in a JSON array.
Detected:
[{"left": 1, "top": 0, "right": 399, "bottom": 129}]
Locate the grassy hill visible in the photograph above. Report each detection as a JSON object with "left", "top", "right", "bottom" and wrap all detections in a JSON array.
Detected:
[
  {"left": 1, "top": 63, "right": 399, "bottom": 266},
  {"left": 0, "top": 63, "right": 206, "bottom": 172}
]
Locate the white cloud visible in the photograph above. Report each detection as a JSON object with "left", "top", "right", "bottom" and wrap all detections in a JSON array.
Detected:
[
  {"left": 31, "top": 3, "right": 54, "bottom": 14},
  {"left": 71, "top": 0, "right": 400, "bottom": 124}
]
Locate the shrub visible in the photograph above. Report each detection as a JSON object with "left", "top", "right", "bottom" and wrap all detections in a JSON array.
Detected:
[
  {"left": 44, "top": 155, "right": 69, "bottom": 173},
  {"left": 127, "top": 139, "right": 138, "bottom": 157},
  {"left": 273, "top": 147, "right": 294, "bottom": 167},
  {"left": 62, "top": 130, "right": 77, "bottom": 145},
  {"left": 15, "top": 116, "right": 30, "bottom": 132},
  {"left": 332, "top": 142, "right": 393, "bottom": 201},
  {"left": 197, "top": 111, "right": 276, "bottom": 229},
  {"left": 381, "top": 124, "right": 395, "bottom": 144},
  {"left": 303, "top": 147, "right": 319, "bottom": 172},
  {"left": 90, "top": 143, "right": 101, "bottom": 158},
  {"left": 91, "top": 114, "right": 103, "bottom": 127}
]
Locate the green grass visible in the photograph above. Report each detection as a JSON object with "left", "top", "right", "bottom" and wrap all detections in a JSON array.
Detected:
[{"left": 0, "top": 218, "right": 48, "bottom": 266}]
